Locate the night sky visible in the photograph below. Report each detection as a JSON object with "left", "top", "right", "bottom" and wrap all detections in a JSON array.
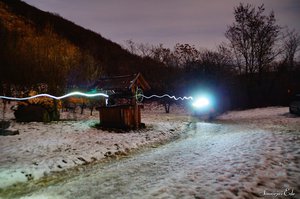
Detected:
[{"left": 23, "top": 0, "right": 300, "bottom": 49}]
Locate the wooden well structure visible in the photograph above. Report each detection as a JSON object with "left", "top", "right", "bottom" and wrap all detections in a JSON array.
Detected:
[{"left": 93, "top": 73, "right": 150, "bottom": 129}]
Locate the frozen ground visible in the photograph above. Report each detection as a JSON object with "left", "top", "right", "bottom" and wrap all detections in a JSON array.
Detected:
[
  {"left": 0, "top": 102, "right": 190, "bottom": 189},
  {"left": 0, "top": 103, "right": 299, "bottom": 199},
  {"left": 217, "top": 107, "right": 300, "bottom": 132}
]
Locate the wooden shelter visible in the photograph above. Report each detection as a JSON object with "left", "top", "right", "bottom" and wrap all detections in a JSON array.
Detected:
[{"left": 92, "top": 73, "right": 150, "bottom": 129}]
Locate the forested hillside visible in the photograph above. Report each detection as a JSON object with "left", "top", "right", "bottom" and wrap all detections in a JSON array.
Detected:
[{"left": 0, "top": 0, "right": 167, "bottom": 95}]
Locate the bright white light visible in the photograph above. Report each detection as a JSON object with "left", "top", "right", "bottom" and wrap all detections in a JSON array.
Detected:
[{"left": 192, "top": 97, "right": 210, "bottom": 108}]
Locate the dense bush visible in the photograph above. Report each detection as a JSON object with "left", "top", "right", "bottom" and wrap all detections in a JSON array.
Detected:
[{"left": 14, "top": 90, "right": 60, "bottom": 122}]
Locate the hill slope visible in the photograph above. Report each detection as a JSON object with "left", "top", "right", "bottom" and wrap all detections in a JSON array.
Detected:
[{"left": 0, "top": 0, "right": 165, "bottom": 94}]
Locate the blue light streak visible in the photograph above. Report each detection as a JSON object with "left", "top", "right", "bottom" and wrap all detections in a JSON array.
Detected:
[{"left": 0, "top": 91, "right": 108, "bottom": 101}]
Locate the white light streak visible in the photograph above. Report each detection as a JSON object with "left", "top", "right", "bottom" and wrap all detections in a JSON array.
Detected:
[
  {"left": 141, "top": 94, "right": 193, "bottom": 101},
  {"left": 0, "top": 91, "right": 108, "bottom": 101}
]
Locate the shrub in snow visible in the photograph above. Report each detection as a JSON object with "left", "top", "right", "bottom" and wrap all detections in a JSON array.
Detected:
[{"left": 14, "top": 90, "right": 60, "bottom": 122}]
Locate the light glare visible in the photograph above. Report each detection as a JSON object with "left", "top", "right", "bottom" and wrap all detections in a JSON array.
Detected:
[{"left": 192, "top": 97, "right": 210, "bottom": 108}]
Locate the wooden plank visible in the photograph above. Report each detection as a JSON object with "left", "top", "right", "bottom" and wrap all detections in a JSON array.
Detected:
[{"left": 99, "top": 105, "right": 141, "bottom": 129}]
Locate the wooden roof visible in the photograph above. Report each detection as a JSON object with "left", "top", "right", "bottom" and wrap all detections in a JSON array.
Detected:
[{"left": 92, "top": 73, "right": 150, "bottom": 92}]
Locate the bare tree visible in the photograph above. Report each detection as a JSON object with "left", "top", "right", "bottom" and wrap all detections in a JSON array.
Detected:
[
  {"left": 217, "top": 44, "right": 234, "bottom": 71},
  {"left": 151, "top": 44, "right": 177, "bottom": 67},
  {"left": 124, "top": 40, "right": 154, "bottom": 58},
  {"left": 137, "top": 43, "right": 154, "bottom": 58},
  {"left": 282, "top": 29, "right": 300, "bottom": 71},
  {"left": 225, "top": 3, "right": 281, "bottom": 74},
  {"left": 173, "top": 43, "right": 200, "bottom": 70},
  {"left": 199, "top": 49, "right": 228, "bottom": 75},
  {"left": 124, "top": 40, "right": 137, "bottom": 55}
]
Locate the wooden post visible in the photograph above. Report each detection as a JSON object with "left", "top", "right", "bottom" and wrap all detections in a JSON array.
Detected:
[
  {"left": 131, "top": 87, "right": 139, "bottom": 129},
  {"left": 134, "top": 103, "right": 139, "bottom": 128}
]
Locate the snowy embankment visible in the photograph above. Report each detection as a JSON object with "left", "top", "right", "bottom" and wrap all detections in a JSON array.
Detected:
[{"left": 0, "top": 102, "right": 190, "bottom": 189}]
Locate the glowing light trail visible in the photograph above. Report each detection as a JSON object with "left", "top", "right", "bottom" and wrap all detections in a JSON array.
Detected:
[
  {"left": 0, "top": 91, "right": 108, "bottom": 101},
  {"left": 141, "top": 94, "right": 193, "bottom": 101},
  {"left": 0, "top": 91, "right": 194, "bottom": 103}
]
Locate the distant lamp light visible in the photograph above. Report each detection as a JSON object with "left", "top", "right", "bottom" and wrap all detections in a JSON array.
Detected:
[{"left": 192, "top": 97, "right": 210, "bottom": 108}]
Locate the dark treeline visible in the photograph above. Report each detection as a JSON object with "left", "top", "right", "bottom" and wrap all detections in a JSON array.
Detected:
[
  {"left": 124, "top": 41, "right": 300, "bottom": 109},
  {"left": 1, "top": 0, "right": 300, "bottom": 110},
  {"left": 123, "top": 4, "right": 300, "bottom": 109}
]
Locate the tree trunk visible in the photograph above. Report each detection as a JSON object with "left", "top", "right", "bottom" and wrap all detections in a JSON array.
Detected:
[{"left": 164, "top": 103, "right": 170, "bottom": 113}]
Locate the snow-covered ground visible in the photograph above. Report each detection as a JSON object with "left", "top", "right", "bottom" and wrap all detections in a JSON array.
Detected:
[
  {"left": 217, "top": 107, "right": 300, "bottom": 132},
  {"left": 0, "top": 102, "right": 190, "bottom": 189},
  {"left": 0, "top": 103, "right": 299, "bottom": 199},
  {"left": 215, "top": 107, "right": 300, "bottom": 199}
]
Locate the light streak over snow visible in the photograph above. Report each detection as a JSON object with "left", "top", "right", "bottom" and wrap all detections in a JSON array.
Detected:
[
  {"left": 0, "top": 91, "right": 108, "bottom": 101},
  {"left": 0, "top": 91, "right": 193, "bottom": 102},
  {"left": 141, "top": 94, "right": 193, "bottom": 101}
]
